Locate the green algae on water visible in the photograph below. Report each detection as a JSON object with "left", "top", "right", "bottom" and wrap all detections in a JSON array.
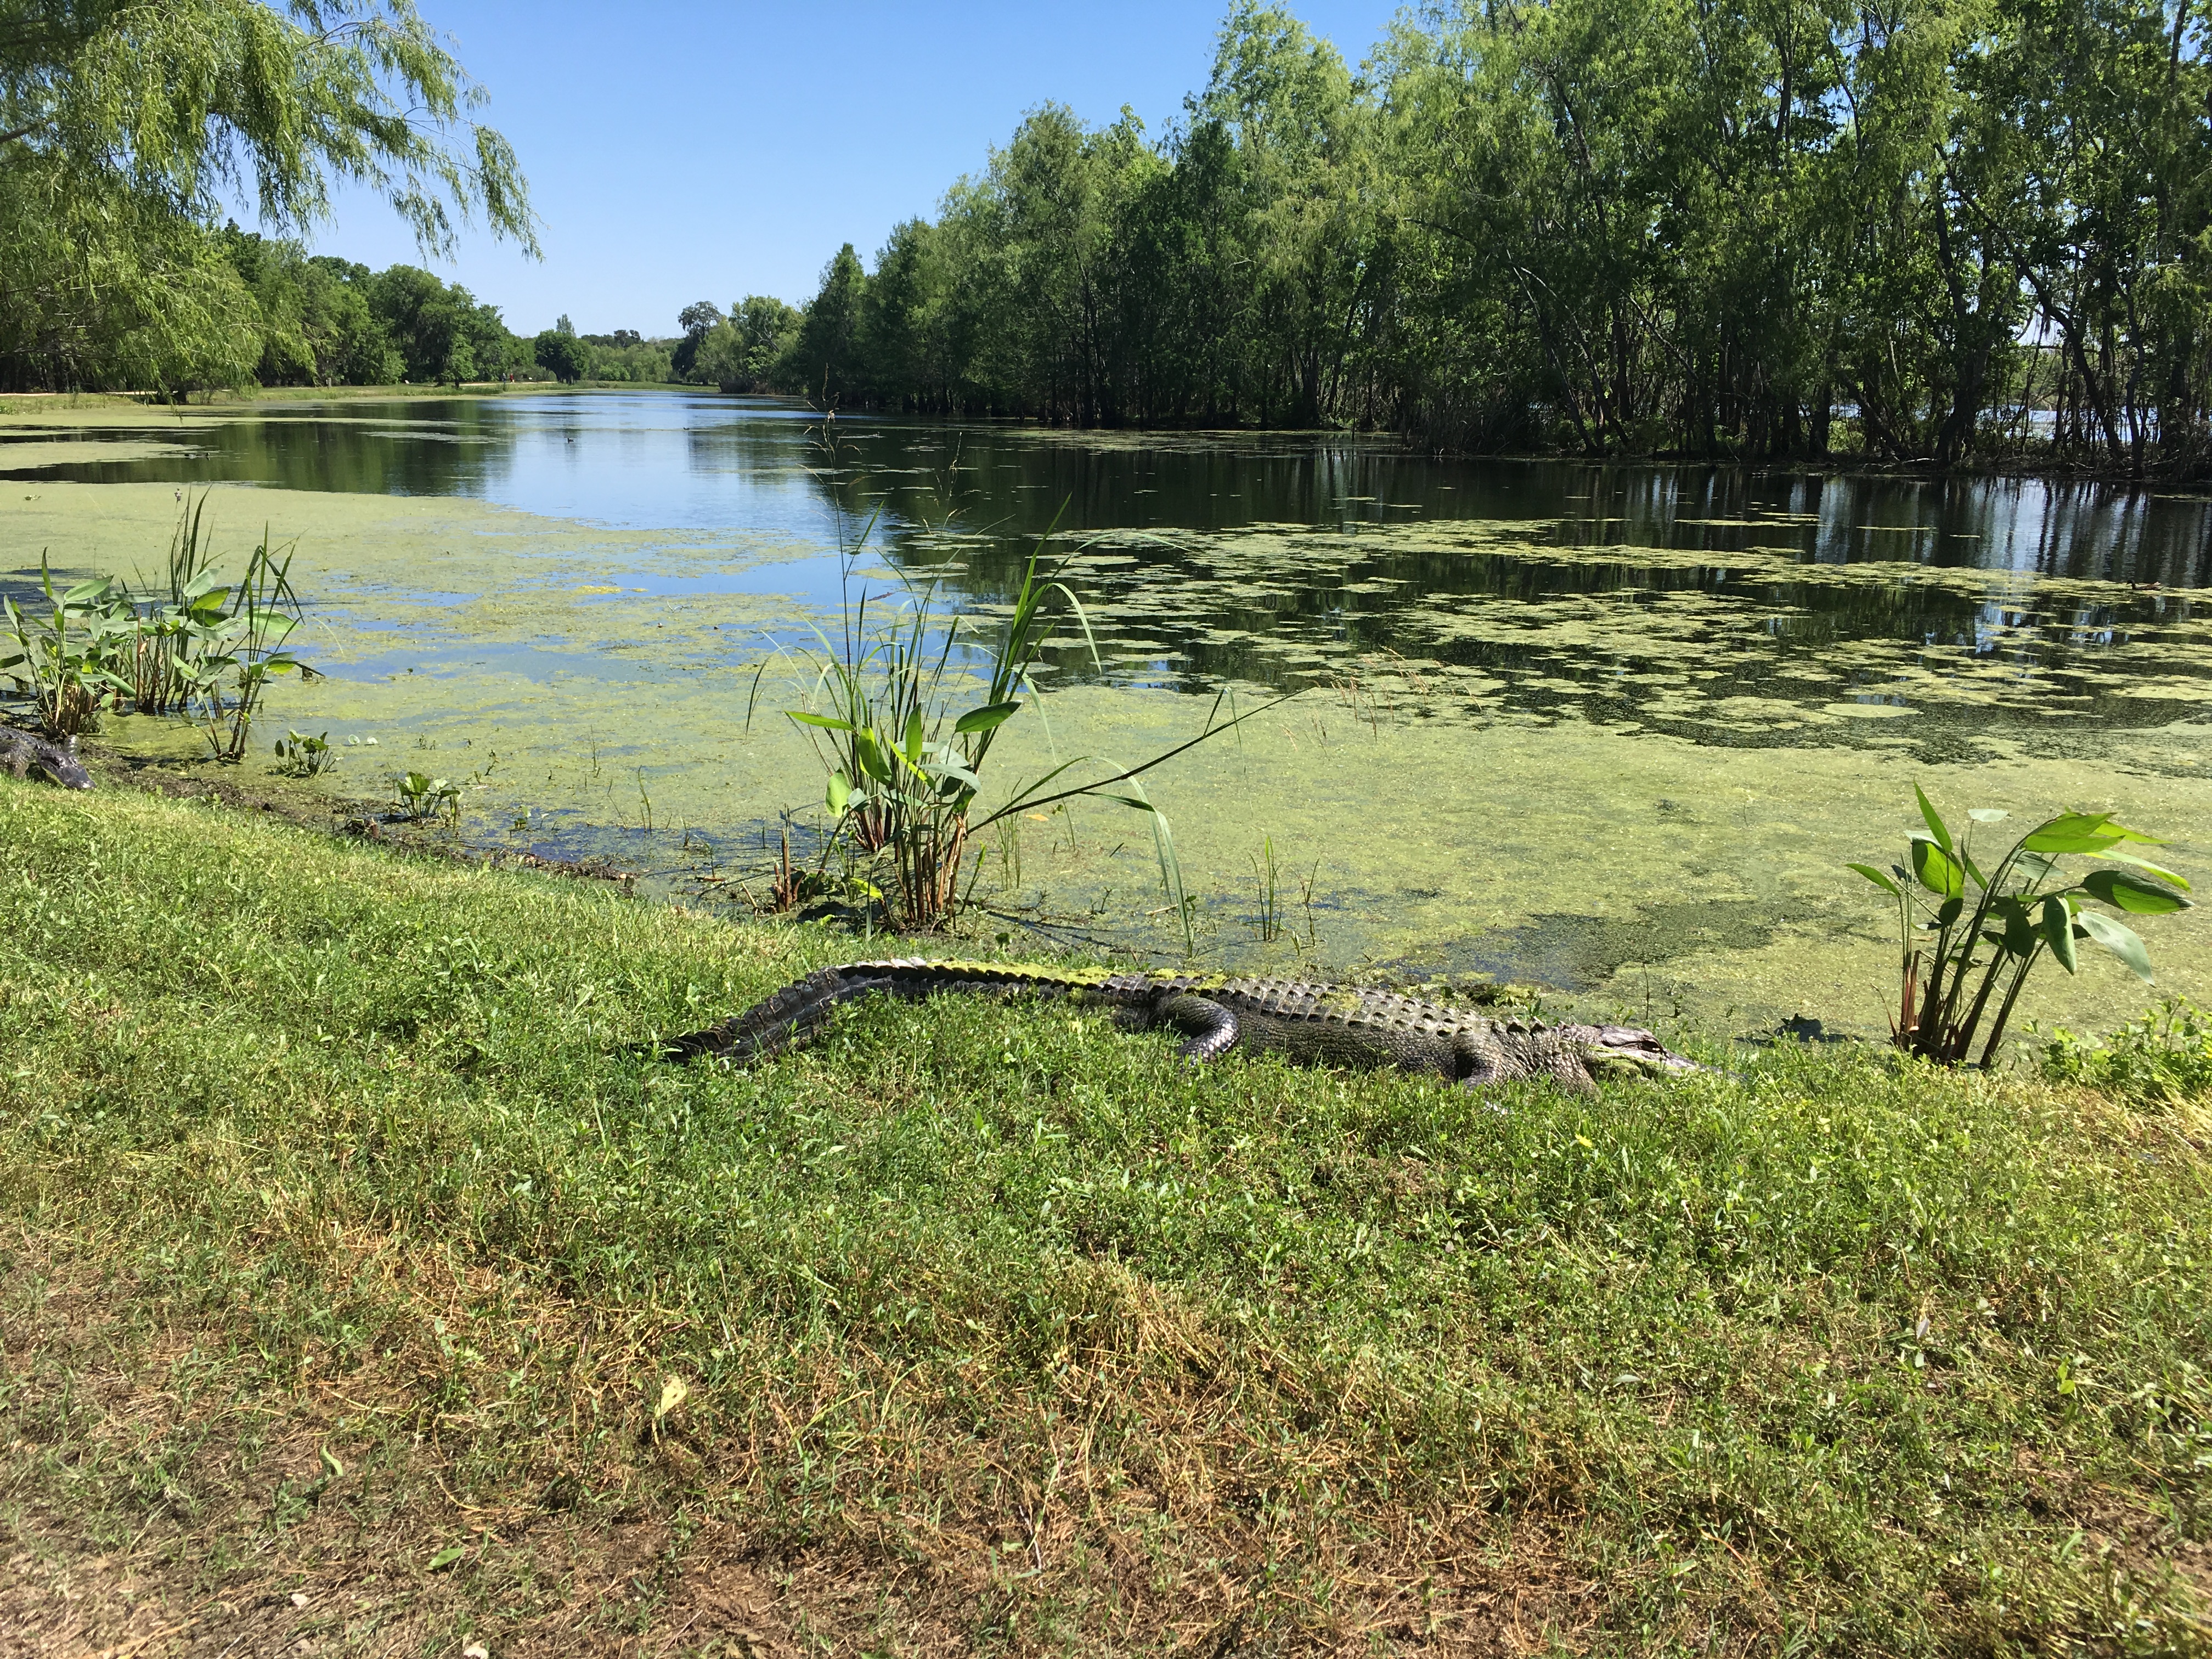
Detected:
[{"left": 7, "top": 481, "right": 2209, "bottom": 1047}]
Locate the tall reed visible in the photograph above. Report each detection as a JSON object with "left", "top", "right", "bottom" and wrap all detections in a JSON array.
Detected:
[
  {"left": 763, "top": 417, "right": 1284, "bottom": 936},
  {"left": 126, "top": 492, "right": 228, "bottom": 716}
]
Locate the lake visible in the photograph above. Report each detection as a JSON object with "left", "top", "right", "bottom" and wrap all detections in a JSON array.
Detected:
[{"left": 4, "top": 389, "right": 2208, "bottom": 1039}]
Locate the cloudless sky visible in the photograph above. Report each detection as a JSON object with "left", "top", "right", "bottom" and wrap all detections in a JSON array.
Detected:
[{"left": 308, "top": 1, "right": 1408, "bottom": 338}]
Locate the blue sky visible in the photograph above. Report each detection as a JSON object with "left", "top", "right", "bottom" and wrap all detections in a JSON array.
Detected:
[{"left": 310, "top": 1, "right": 1408, "bottom": 338}]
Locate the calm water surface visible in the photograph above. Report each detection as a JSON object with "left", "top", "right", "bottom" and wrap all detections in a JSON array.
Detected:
[
  {"left": 14, "top": 390, "right": 2206, "bottom": 752},
  {"left": 7, "top": 390, "right": 2209, "bottom": 578}
]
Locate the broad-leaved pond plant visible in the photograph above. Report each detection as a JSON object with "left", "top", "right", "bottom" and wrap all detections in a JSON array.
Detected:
[
  {"left": 1850, "top": 786, "right": 2192, "bottom": 1066},
  {"left": 274, "top": 730, "right": 336, "bottom": 777},
  {"left": 0, "top": 557, "right": 134, "bottom": 737},
  {"left": 396, "top": 770, "right": 462, "bottom": 823},
  {"left": 2, "top": 498, "right": 315, "bottom": 760}
]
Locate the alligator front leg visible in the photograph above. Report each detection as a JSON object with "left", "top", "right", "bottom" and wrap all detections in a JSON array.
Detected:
[
  {"left": 1150, "top": 992, "right": 1242, "bottom": 1063},
  {"left": 1452, "top": 1026, "right": 1600, "bottom": 1093}
]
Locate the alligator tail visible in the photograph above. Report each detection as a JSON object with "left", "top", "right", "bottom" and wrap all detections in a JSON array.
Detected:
[
  {"left": 654, "top": 961, "right": 1101, "bottom": 1065},
  {"left": 654, "top": 966, "right": 853, "bottom": 1060}
]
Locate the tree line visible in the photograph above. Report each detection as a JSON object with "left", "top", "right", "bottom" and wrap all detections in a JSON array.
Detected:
[
  {"left": 2, "top": 0, "right": 539, "bottom": 394},
  {"left": 2, "top": 2, "right": 659, "bottom": 395},
  {"left": 736, "top": 0, "right": 2212, "bottom": 475},
  {"left": 8, "top": 223, "right": 678, "bottom": 393}
]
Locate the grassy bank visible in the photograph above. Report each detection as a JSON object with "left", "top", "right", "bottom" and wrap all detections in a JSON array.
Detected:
[{"left": 0, "top": 780, "right": 2205, "bottom": 1656}]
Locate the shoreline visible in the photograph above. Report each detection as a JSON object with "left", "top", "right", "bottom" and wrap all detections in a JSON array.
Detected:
[{"left": 2, "top": 386, "right": 2205, "bottom": 490}]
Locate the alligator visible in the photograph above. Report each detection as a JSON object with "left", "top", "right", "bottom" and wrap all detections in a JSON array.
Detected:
[
  {"left": 659, "top": 959, "right": 1701, "bottom": 1091},
  {"left": 0, "top": 725, "right": 91, "bottom": 790}
]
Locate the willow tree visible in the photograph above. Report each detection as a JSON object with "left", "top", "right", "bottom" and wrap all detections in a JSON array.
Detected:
[{"left": 0, "top": 0, "right": 537, "bottom": 393}]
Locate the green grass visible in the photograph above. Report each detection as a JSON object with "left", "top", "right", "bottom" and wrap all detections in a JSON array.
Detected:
[{"left": 0, "top": 778, "right": 2206, "bottom": 1655}]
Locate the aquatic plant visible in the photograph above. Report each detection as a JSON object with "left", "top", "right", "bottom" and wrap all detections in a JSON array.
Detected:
[
  {"left": 177, "top": 528, "right": 315, "bottom": 763},
  {"left": 3, "top": 499, "right": 317, "bottom": 760},
  {"left": 1849, "top": 787, "right": 2193, "bottom": 1066},
  {"left": 1252, "top": 834, "right": 1285, "bottom": 943},
  {"left": 396, "top": 770, "right": 461, "bottom": 823},
  {"left": 768, "top": 417, "right": 1278, "bottom": 935},
  {"left": 273, "top": 730, "right": 336, "bottom": 777},
  {"left": 743, "top": 819, "right": 855, "bottom": 918},
  {"left": 122, "top": 493, "right": 236, "bottom": 717},
  {"left": 0, "top": 557, "right": 134, "bottom": 738}
]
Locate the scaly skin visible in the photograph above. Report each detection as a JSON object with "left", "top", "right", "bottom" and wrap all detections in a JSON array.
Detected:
[
  {"left": 0, "top": 726, "right": 90, "bottom": 790},
  {"left": 662, "top": 959, "right": 1701, "bottom": 1091}
]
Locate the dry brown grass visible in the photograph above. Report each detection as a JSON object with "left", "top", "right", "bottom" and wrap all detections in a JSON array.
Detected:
[{"left": 1, "top": 1227, "right": 1656, "bottom": 1658}]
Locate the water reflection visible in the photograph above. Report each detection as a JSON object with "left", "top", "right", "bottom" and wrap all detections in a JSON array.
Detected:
[
  {"left": 3, "top": 392, "right": 2207, "bottom": 584},
  {"left": 10, "top": 394, "right": 2208, "bottom": 1008}
]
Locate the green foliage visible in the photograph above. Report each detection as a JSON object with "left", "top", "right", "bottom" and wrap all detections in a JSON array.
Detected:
[
  {"left": 753, "top": 0, "right": 2212, "bottom": 470},
  {"left": 670, "top": 300, "right": 722, "bottom": 379},
  {"left": 527, "top": 313, "right": 676, "bottom": 387},
  {"left": 394, "top": 769, "right": 460, "bottom": 822},
  {"left": 689, "top": 294, "right": 800, "bottom": 391},
  {"left": 2041, "top": 1000, "right": 2212, "bottom": 1105},
  {"left": 0, "top": 557, "right": 134, "bottom": 737},
  {"left": 1849, "top": 788, "right": 2193, "bottom": 1066},
  {"left": 169, "top": 526, "right": 313, "bottom": 763},
  {"left": 572, "top": 327, "right": 673, "bottom": 383},
  {"left": 1, "top": 498, "right": 315, "bottom": 758},
  {"left": 223, "top": 233, "right": 397, "bottom": 386},
  {"left": 785, "top": 244, "right": 869, "bottom": 403},
  {"left": 0, "top": 494, "right": 259, "bottom": 734},
  {"left": 0, "top": 0, "right": 535, "bottom": 394},
  {"left": 532, "top": 323, "right": 588, "bottom": 383},
  {"left": 766, "top": 421, "right": 1266, "bottom": 934},
  {"left": 0, "top": 783, "right": 2207, "bottom": 1649},
  {"left": 366, "top": 262, "right": 513, "bottom": 386},
  {"left": 210, "top": 238, "right": 537, "bottom": 389},
  {"left": 272, "top": 729, "right": 334, "bottom": 777},
  {"left": 114, "top": 494, "right": 228, "bottom": 717}
]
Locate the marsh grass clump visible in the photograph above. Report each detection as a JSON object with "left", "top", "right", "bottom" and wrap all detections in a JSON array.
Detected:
[
  {"left": 2041, "top": 998, "right": 2212, "bottom": 1107},
  {"left": 763, "top": 418, "right": 1274, "bottom": 937},
  {"left": 179, "top": 524, "right": 314, "bottom": 763},
  {"left": 0, "top": 781, "right": 2207, "bottom": 1653},
  {"left": 1249, "top": 832, "right": 1294, "bottom": 944},
  {"left": 124, "top": 490, "right": 230, "bottom": 718}
]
